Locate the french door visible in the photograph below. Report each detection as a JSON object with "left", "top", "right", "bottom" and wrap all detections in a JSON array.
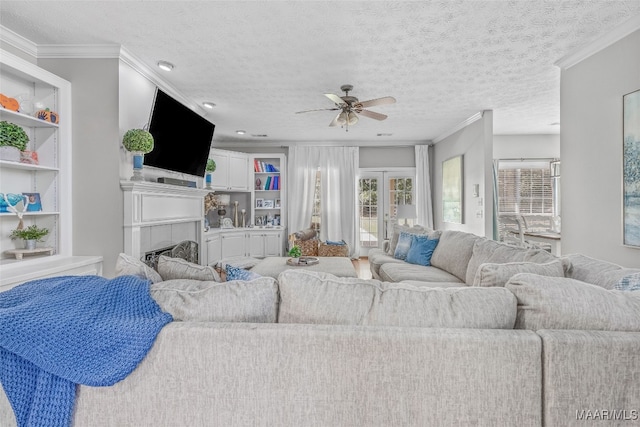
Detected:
[{"left": 358, "top": 170, "right": 415, "bottom": 255}]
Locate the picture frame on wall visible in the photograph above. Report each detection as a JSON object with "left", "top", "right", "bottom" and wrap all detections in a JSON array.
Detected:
[
  {"left": 623, "top": 89, "right": 640, "bottom": 247},
  {"left": 22, "top": 192, "right": 42, "bottom": 212},
  {"left": 442, "top": 155, "right": 463, "bottom": 224}
]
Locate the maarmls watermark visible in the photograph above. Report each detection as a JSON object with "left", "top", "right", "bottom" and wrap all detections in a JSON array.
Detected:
[{"left": 576, "top": 409, "right": 639, "bottom": 421}]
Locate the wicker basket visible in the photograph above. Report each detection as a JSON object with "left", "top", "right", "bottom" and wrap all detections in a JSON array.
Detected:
[
  {"left": 294, "top": 239, "right": 319, "bottom": 256},
  {"left": 318, "top": 241, "right": 349, "bottom": 257}
]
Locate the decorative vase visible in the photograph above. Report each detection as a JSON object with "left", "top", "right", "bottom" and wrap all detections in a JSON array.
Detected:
[
  {"left": 205, "top": 172, "right": 213, "bottom": 189},
  {"left": 233, "top": 201, "right": 239, "bottom": 227},
  {"left": 24, "top": 239, "right": 36, "bottom": 250},
  {"left": 131, "top": 152, "right": 144, "bottom": 181}
]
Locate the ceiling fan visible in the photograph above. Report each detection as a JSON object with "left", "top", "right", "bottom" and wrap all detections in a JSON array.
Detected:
[{"left": 296, "top": 84, "right": 396, "bottom": 131}]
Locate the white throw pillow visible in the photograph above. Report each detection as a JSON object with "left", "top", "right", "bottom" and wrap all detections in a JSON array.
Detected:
[
  {"left": 114, "top": 253, "right": 162, "bottom": 284},
  {"left": 157, "top": 255, "right": 221, "bottom": 282}
]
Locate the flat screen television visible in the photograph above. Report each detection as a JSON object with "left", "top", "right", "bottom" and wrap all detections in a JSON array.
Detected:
[{"left": 145, "top": 88, "right": 215, "bottom": 177}]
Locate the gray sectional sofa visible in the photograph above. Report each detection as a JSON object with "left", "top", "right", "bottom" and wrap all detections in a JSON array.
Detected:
[{"left": 1, "top": 231, "right": 640, "bottom": 427}]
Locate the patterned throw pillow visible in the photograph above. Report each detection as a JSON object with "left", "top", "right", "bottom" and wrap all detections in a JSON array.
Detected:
[
  {"left": 393, "top": 232, "right": 413, "bottom": 260},
  {"left": 615, "top": 272, "right": 640, "bottom": 291},
  {"left": 226, "top": 264, "right": 261, "bottom": 281},
  {"left": 405, "top": 235, "right": 439, "bottom": 266}
]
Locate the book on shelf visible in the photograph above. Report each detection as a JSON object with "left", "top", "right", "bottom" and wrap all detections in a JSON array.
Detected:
[{"left": 254, "top": 160, "right": 280, "bottom": 173}]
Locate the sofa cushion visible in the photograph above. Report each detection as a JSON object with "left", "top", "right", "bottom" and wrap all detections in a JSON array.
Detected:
[
  {"left": 278, "top": 270, "right": 516, "bottom": 329},
  {"left": 150, "top": 277, "right": 278, "bottom": 322},
  {"left": 472, "top": 260, "right": 565, "bottom": 287},
  {"left": 114, "top": 253, "right": 162, "bottom": 284},
  {"left": 465, "top": 239, "right": 557, "bottom": 285},
  {"left": 430, "top": 230, "right": 483, "bottom": 281},
  {"left": 562, "top": 254, "right": 640, "bottom": 290},
  {"left": 400, "top": 280, "right": 467, "bottom": 289},
  {"left": 379, "top": 262, "right": 463, "bottom": 283},
  {"left": 405, "top": 235, "right": 439, "bottom": 266},
  {"left": 506, "top": 273, "right": 640, "bottom": 331},
  {"left": 157, "top": 255, "right": 221, "bottom": 282}
]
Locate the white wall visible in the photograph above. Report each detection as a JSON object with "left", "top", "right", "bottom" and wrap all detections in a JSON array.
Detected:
[
  {"left": 493, "top": 134, "right": 560, "bottom": 159},
  {"left": 561, "top": 29, "right": 640, "bottom": 267},
  {"left": 432, "top": 111, "right": 493, "bottom": 237},
  {"left": 359, "top": 146, "right": 415, "bottom": 168},
  {"left": 38, "top": 58, "right": 122, "bottom": 277}
]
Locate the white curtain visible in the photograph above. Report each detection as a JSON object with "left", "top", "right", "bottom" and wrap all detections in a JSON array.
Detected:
[
  {"left": 415, "top": 145, "right": 434, "bottom": 229},
  {"left": 288, "top": 146, "right": 359, "bottom": 258}
]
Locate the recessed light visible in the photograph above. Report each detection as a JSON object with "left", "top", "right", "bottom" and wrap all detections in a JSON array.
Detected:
[
  {"left": 202, "top": 102, "right": 216, "bottom": 109},
  {"left": 157, "top": 61, "right": 174, "bottom": 72},
  {"left": 236, "top": 130, "right": 246, "bottom": 135}
]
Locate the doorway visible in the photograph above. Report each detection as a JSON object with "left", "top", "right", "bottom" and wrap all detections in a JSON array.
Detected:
[{"left": 358, "top": 169, "right": 415, "bottom": 255}]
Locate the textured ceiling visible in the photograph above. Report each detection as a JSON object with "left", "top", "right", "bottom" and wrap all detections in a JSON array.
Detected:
[{"left": 1, "top": 1, "right": 640, "bottom": 145}]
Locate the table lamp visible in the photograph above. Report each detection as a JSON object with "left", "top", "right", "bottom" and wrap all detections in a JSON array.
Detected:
[{"left": 396, "top": 204, "right": 416, "bottom": 226}]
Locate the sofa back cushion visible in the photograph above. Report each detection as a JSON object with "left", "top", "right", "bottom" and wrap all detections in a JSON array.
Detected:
[
  {"left": 278, "top": 270, "right": 516, "bottom": 329},
  {"left": 151, "top": 277, "right": 278, "bottom": 322},
  {"left": 114, "top": 253, "right": 162, "bottom": 284},
  {"left": 506, "top": 273, "right": 640, "bottom": 331},
  {"left": 562, "top": 253, "right": 640, "bottom": 290},
  {"left": 430, "top": 230, "right": 483, "bottom": 281},
  {"left": 465, "top": 239, "right": 557, "bottom": 285},
  {"left": 473, "top": 260, "right": 565, "bottom": 287}
]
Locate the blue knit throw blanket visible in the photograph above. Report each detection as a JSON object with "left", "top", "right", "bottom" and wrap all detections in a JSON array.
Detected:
[{"left": 0, "top": 275, "right": 173, "bottom": 427}]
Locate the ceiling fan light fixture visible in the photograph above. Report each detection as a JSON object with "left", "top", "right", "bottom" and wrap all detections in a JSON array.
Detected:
[
  {"left": 336, "top": 112, "right": 348, "bottom": 126},
  {"left": 157, "top": 60, "right": 174, "bottom": 72},
  {"left": 347, "top": 111, "right": 359, "bottom": 125}
]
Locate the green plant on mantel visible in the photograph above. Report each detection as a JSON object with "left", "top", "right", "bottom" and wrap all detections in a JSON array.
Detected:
[
  {"left": 206, "top": 158, "right": 216, "bottom": 172},
  {"left": 9, "top": 224, "right": 49, "bottom": 242},
  {"left": 288, "top": 245, "right": 302, "bottom": 258},
  {"left": 122, "top": 129, "right": 154, "bottom": 153},
  {"left": 0, "top": 121, "right": 29, "bottom": 151}
]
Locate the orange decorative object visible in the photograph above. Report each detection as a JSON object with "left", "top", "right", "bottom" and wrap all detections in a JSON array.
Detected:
[
  {"left": 35, "top": 108, "right": 59, "bottom": 124},
  {"left": 0, "top": 94, "right": 20, "bottom": 112}
]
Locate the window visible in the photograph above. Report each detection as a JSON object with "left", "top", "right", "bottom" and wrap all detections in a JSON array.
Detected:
[{"left": 311, "top": 168, "right": 321, "bottom": 231}]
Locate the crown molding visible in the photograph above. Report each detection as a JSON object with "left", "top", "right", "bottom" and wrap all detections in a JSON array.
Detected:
[
  {"left": 37, "top": 44, "right": 121, "bottom": 58},
  {"left": 0, "top": 25, "right": 38, "bottom": 58},
  {"left": 555, "top": 14, "right": 640, "bottom": 70},
  {"left": 432, "top": 112, "right": 483, "bottom": 144},
  {"left": 212, "top": 139, "right": 430, "bottom": 149}
]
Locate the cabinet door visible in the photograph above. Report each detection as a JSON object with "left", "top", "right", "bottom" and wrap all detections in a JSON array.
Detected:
[
  {"left": 210, "top": 151, "right": 230, "bottom": 190},
  {"left": 206, "top": 234, "right": 221, "bottom": 265},
  {"left": 229, "top": 153, "right": 248, "bottom": 190},
  {"left": 221, "top": 232, "right": 245, "bottom": 257},
  {"left": 264, "top": 232, "right": 282, "bottom": 256},
  {"left": 247, "top": 233, "right": 265, "bottom": 258}
]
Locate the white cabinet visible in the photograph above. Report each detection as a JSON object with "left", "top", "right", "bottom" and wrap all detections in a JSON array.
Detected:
[
  {"left": 0, "top": 49, "right": 102, "bottom": 285},
  {"left": 220, "top": 231, "right": 246, "bottom": 258},
  {"left": 205, "top": 232, "right": 221, "bottom": 266},
  {"left": 247, "top": 230, "right": 282, "bottom": 258},
  {"left": 209, "top": 149, "right": 249, "bottom": 191}
]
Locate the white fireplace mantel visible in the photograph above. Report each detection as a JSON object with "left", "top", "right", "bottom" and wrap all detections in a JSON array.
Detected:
[{"left": 121, "top": 181, "right": 210, "bottom": 262}]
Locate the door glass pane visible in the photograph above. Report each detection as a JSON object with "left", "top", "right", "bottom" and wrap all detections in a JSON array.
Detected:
[{"left": 359, "top": 178, "right": 379, "bottom": 248}]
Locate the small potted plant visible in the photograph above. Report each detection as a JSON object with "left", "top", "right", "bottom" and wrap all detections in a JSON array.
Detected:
[
  {"left": 288, "top": 245, "right": 302, "bottom": 264},
  {"left": 122, "top": 129, "right": 154, "bottom": 181},
  {"left": 205, "top": 158, "right": 216, "bottom": 189},
  {"left": 0, "top": 121, "right": 29, "bottom": 162},
  {"left": 10, "top": 224, "right": 49, "bottom": 250}
]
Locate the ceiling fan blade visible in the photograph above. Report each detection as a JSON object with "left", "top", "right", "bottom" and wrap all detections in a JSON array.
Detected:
[
  {"left": 358, "top": 109, "right": 388, "bottom": 121},
  {"left": 329, "top": 113, "right": 342, "bottom": 127},
  {"left": 324, "top": 93, "right": 346, "bottom": 106},
  {"left": 295, "top": 108, "right": 340, "bottom": 114},
  {"left": 354, "top": 96, "right": 396, "bottom": 109}
]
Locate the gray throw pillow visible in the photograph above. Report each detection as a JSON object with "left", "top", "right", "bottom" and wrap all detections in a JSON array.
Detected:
[
  {"left": 114, "top": 253, "right": 162, "bottom": 283},
  {"left": 473, "top": 260, "right": 565, "bottom": 287},
  {"left": 157, "top": 255, "right": 221, "bottom": 282},
  {"left": 506, "top": 273, "right": 640, "bottom": 331},
  {"left": 278, "top": 270, "right": 516, "bottom": 329},
  {"left": 151, "top": 277, "right": 278, "bottom": 322}
]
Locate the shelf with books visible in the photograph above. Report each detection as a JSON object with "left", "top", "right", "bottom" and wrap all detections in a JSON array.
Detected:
[{"left": 250, "top": 154, "right": 285, "bottom": 234}]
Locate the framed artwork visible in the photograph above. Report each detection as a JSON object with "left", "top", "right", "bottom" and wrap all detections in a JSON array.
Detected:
[
  {"left": 255, "top": 198, "right": 264, "bottom": 208},
  {"left": 275, "top": 198, "right": 281, "bottom": 208},
  {"left": 442, "top": 155, "right": 463, "bottom": 224},
  {"left": 263, "top": 199, "right": 274, "bottom": 208},
  {"left": 22, "top": 192, "right": 42, "bottom": 212},
  {"left": 274, "top": 214, "right": 281, "bottom": 226},
  {"left": 623, "top": 89, "right": 640, "bottom": 247}
]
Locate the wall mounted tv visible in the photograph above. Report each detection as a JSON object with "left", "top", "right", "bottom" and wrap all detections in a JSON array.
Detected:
[{"left": 145, "top": 88, "right": 215, "bottom": 177}]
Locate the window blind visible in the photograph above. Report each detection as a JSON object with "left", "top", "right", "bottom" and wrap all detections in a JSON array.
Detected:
[{"left": 498, "top": 161, "right": 553, "bottom": 215}]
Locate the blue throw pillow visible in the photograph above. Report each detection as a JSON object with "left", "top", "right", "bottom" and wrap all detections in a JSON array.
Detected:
[
  {"left": 393, "top": 232, "right": 413, "bottom": 260},
  {"left": 226, "top": 264, "right": 261, "bottom": 281},
  {"left": 405, "top": 235, "right": 439, "bottom": 266},
  {"left": 615, "top": 272, "right": 640, "bottom": 291}
]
